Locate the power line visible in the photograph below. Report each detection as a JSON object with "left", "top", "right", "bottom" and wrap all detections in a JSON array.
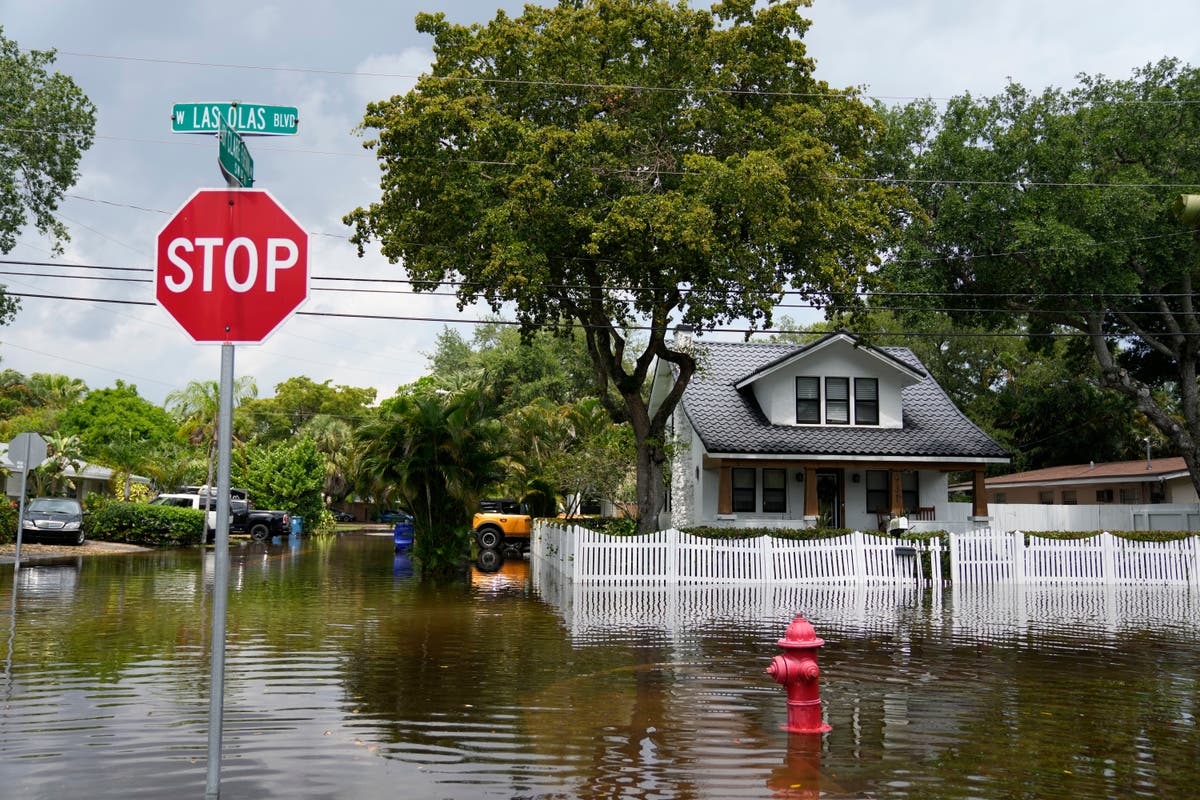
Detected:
[
  {"left": 7, "top": 255, "right": 1200, "bottom": 303},
  {"left": 7, "top": 289, "right": 1199, "bottom": 339},
  {"left": 49, "top": 48, "right": 1200, "bottom": 107}
]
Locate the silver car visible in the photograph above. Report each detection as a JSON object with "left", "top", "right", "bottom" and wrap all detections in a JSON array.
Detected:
[{"left": 23, "top": 497, "right": 86, "bottom": 546}]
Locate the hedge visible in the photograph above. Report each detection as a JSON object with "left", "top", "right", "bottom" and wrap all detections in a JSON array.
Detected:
[{"left": 83, "top": 503, "right": 204, "bottom": 547}]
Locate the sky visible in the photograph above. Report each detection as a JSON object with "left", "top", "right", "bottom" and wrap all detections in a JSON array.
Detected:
[{"left": 0, "top": 0, "right": 1198, "bottom": 407}]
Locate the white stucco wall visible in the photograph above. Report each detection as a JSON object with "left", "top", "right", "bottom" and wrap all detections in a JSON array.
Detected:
[{"left": 748, "top": 342, "right": 913, "bottom": 429}]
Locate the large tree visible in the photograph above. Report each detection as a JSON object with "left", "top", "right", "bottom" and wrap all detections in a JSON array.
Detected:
[
  {"left": 874, "top": 58, "right": 1200, "bottom": 492},
  {"left": 347, "top": 0, "right": 905, "bottom": 530},
  {"left": 0, "top": 28, "right": 96, "bottom": 324}
]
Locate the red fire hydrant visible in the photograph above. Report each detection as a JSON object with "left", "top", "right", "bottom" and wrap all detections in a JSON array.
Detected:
[{"left": 766, "top": 615, "right": 831, "bottom": 734}]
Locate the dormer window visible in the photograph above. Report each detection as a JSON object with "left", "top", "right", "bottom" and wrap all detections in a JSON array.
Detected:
[
  {"left": 825, "top": 377, "right": 850, "bottom": 424},
  {"left": 795, "top": 374, "right": 884, "bottom": 426},
  {"left": 795, "top": 377, "right": 820, "bottom": 423},
  {"left": 855, "top": 378, "right": 879, "bottom": 425}
]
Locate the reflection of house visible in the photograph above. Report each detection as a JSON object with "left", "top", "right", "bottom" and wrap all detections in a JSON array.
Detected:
[
  {"left": 651, "top": 331, "right": 1009, "bottom": 530},
  {"left": 0, "top": 444, "right": 150, "bottom": 500},
  {"left": 978, "top": 458, "right": 1197, "bottom": 505}
]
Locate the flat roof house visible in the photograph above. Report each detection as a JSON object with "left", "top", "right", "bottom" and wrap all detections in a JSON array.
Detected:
[{"left": 979, "top": 457, "right": 1197, "bottom": 506}]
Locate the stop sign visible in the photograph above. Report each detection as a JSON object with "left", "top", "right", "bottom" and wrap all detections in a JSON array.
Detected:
[{"left": 156, "top": 188, "right": 309, "bottom": 343}]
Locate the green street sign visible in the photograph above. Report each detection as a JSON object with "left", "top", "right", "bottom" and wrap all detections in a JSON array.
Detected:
[
  {"left": 172, "top": 102, "right": 299, "bottom": 136},
  {"left": 217, "top": 115, "right": 254, "bottom": 188}
]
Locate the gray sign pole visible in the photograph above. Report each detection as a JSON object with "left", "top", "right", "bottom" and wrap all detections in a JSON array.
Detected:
[{"left": 204, "top": 342, "right": 235, "bottom": 799}]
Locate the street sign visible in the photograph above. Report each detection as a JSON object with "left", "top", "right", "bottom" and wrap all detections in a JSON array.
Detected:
[
  {"left": 155, "top": 188, "right": 309, "bottom": 344},
  {"left": 217, "top": 116, "right": 254, "bottom": 188},
  {"left": 8, "top": 432, "right": 47, "bottom": 470},
  {"left": 171, "top": 102, "right": 299, "bottom": 136}
]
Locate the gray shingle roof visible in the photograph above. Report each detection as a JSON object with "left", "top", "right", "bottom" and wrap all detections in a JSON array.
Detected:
[{"left": 682, "top": 338, "right": 1008, "bottom": 461}]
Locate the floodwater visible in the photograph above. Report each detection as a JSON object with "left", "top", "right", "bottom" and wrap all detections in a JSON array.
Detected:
[{"left": 2, "top": 533, "right": 1198, "bottom": 799}]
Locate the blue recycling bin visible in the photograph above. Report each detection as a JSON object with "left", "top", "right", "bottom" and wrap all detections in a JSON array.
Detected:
[
  {"left": 290, "top": 516, "right": 303, "bottom": 535},
  {"left": 393, "top": 520, "right": 414, "bottom": 551}
]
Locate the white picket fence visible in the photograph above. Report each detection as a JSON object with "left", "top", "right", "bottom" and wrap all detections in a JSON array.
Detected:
[
  {"left": 532, "top": 522, "right": 1200, "bottom": 587},
  {"left": 532, "top": 522, "right": 933, "bottom": 586},
  {"left": 950, "top": 529, "right": 1200, "bottom": 587}
]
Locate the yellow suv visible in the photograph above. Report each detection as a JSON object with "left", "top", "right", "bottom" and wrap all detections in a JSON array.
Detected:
[{"left": 472, "top": 498, "right": 531, "bottom": 552}]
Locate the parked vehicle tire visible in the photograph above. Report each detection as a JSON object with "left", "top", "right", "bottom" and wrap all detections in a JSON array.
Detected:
[
  {"left": 71, "top": 529, "right": 85, "bottom": 546},
  {"left": 475, "top": 526, "right": 503, "bottom": 550},
  {"left": 476, "top": 548, "right": 503, "bottom": 573},
  {"left": 250, "top": 523, "right": 271, "bottom": 542}
]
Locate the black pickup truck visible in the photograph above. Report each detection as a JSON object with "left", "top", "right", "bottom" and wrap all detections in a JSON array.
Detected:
[{"left": 149, "top": 492, "right": 291, "bottom": 542}]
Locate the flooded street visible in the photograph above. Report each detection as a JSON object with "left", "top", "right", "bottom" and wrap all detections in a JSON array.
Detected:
[{"left": 2, "top": 533, "right": 1198, "bottom": 799}]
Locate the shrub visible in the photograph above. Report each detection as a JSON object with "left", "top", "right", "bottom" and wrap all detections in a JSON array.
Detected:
[
  {"left": 85, "top": 502, "right": 204, "bottom": 547},
  {"left": 0, "top": 501, "right": 16, "bottom": 544}
]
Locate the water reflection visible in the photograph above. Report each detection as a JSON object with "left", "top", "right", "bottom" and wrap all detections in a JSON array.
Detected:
[{"left": 0, "top": 534, "right": 1196, "bottom": 800}]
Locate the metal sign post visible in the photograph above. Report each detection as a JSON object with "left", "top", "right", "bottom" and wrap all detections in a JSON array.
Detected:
[
  {"left": 9, "top": 432, "right": 48, "bottom": 573},
  {"left": 204, "top": 343, "right": 235, "bottom": 800}
]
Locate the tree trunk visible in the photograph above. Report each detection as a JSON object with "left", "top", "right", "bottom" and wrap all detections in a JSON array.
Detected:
[{"left": 634, "top": 437, "right": 668, "bottom": 533}]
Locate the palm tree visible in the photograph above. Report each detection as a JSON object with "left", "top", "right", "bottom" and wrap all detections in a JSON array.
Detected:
[
  {"left": 358, "top": 387, "right": 504, "bottom": 580},
  {"left": 165, "top": 377, "right": 257, "bottom": 490},
  {"left": 303, "top": 414, "right": 354, "bottom": 503},
  {"left": 27, "top": 373, "right": 87, "bottom": 407},
  {"left": 33, "top": 432, "right": 84, "bottom": 496}
]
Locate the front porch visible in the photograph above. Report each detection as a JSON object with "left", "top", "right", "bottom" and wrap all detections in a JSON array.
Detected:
[{"left": 675, "top": 457, "right": 990, "bottom": 531}]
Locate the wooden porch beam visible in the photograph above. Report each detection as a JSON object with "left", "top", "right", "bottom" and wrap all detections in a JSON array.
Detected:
[
  {"left": 803, "top": 467, "right": 818, "bottom": 517},
  {"left": 972, "top": 468, "right": 988, "bottom": 517},
  {"left": 717, "top": 464, "right": 732, "bottom": 515}
]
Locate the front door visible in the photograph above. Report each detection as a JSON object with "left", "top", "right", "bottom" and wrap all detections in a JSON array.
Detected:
[{"left": 816, "top": 470, "right": 841, "bottom": 527}]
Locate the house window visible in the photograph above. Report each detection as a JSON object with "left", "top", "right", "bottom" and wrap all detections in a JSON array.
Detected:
[
  {"left": 1062, "top": 490, "right": 1077, "bottom": 505},
  {"left": 902, "top": 471, "right": 919, "bottom": 512},
  {"left": 865, "top": 469, "right": 889, "bottom": 513},
  {"left": 795, "top": 377, "right": 820, "bottom": 423},
  {"left": 825, "top": 377, "right": 850, "bottom": 425},
  {"left": 1096, "top": 489, "right": 1113, "bottom": 503},
  {"left": 854, "top": 378, "right": 879, "bottom": 425},
  {"left": 1120, "top": 487, "right": 1140, "bottom": 504},
  {"left": 732, "top": 468, "right": 756, "bottom": 512},
  {"left": 1039, "top": 490, "right": 1054, "bottom": 504},
  {"left": 763, "top": 469, "right": 787, "bottom": 512}
]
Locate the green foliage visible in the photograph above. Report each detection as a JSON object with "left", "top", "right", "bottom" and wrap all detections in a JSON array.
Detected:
[
  {"left": 358, "top": 386, "right": 504, "bottom": 580},
  {"left": 233, "top": 437, "right": 326, "bottom": 529},
  {"left": 242, "top": 376, "right": 375, "bottom": 444},
  {"left": 875, "top": 58, "right": 1200, "bottom": 486},
  {"left": 0, "top": 500, "right": 16, "bottom": 544},
  {"left": 347, "top": 0, "right": 908, "bottom": 530},
  {"left": 59, "top": 381, "right": 175, "bottom": 462},
  {"left": 0, "top": 28, "right": 96, "bottom": 257},
  {"left": 428, "top": 322, "right": 607, "bottom": 416},
  {"left": 84, "top": 503, "right": 203, "bottom": 546}
]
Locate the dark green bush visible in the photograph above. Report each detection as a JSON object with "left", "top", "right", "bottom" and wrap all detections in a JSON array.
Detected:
[
  {"left": 0, "top": 501, "right": 17, "bottom": 544},
  {"left": 85, "top": 503, "right": 204, "bottom": 546}
]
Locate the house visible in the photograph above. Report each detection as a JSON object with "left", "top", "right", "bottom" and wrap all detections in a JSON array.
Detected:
[
  {"left": 977, "top": 457, "right": 1197, "bottom": 506},
  {"left": 650, "top": 331, "right": 1009, "bottom": 530},
  {"left": 0, "top": 443, "right": 150, "bottom": 501}
]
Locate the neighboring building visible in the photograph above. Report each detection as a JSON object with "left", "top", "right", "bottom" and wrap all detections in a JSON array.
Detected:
[
  {"left": 650, "top": 331, "right": 1009, "bottom": 530},
  {"left": 0, "top": 443, "right": 150, "bottom": 501},
  {"left": 978, "top": 457, "right": 1198, "bottom": 506}
]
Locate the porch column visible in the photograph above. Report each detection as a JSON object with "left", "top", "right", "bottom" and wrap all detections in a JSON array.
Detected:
[
  {"left": 803, "top": 467, "right": 818, "bottom": 518},
  {"left": 889, "top": 469, "right": 904, "bottom": 516},
  {"left": 972, "top": 468, "right": 988, "bottom": 518},
  {"left": 718, "top": 464, "right": 732, "bottom": 515}
]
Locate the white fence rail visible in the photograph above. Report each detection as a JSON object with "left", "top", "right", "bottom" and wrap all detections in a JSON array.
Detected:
[
  {"left": 532, "top": 522, "right": 933, "bottom": 586},
  {"left": 533, "top": 522, "right": 1200, "bottom": 588},
  {"left": 950, "top": 530, "right": 1200, "bottom": 587}
]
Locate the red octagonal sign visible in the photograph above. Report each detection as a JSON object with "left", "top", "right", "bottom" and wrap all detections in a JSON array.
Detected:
[{"left": 156, "top": 188, "right": 309, "bottom": 343}]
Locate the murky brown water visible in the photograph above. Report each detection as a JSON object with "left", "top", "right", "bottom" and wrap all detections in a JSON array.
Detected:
[{"left": 2, "top": 533, "right": 1198, "bottom": 799}]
